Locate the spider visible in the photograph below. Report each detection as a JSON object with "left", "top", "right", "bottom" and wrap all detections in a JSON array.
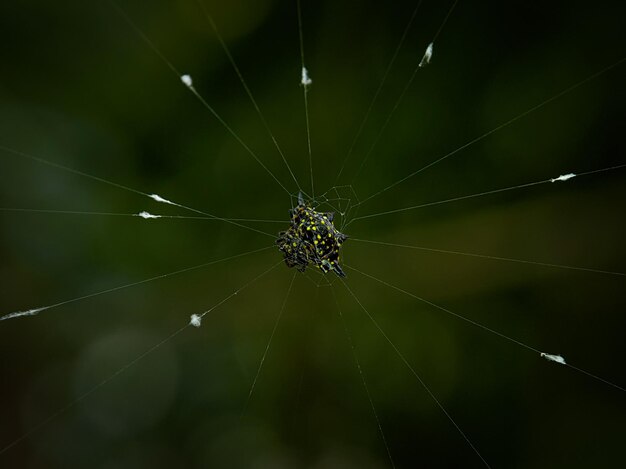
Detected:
[{"left": 276, "top": 193, "right": 347, "bottom": 277}]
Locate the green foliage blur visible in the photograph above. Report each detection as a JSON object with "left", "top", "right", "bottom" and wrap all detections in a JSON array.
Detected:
[{"left": 0, "top": 0, "right": 624, "bottom": 467}]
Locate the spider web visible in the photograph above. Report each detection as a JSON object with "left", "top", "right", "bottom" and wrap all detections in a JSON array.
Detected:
[{"left": 0, "top": 0, "right": 625, "bottom": 467}]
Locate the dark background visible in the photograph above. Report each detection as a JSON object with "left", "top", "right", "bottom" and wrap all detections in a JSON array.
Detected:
[{"left": 0, "top": 0, "right": 624, "bottom": 468}]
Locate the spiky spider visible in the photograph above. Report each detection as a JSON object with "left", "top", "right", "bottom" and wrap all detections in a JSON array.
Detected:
[{"left": 276, "top": 193, "right": 347, "bottom": 277}]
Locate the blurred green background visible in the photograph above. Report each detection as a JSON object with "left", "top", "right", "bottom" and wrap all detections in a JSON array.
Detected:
[{"left": 0, "top": 0, "right": 625, "bottom": 468}]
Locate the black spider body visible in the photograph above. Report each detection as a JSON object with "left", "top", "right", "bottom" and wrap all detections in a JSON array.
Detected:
[{"left": 276, "top": 195, "right": 347, "bottom": 277}]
